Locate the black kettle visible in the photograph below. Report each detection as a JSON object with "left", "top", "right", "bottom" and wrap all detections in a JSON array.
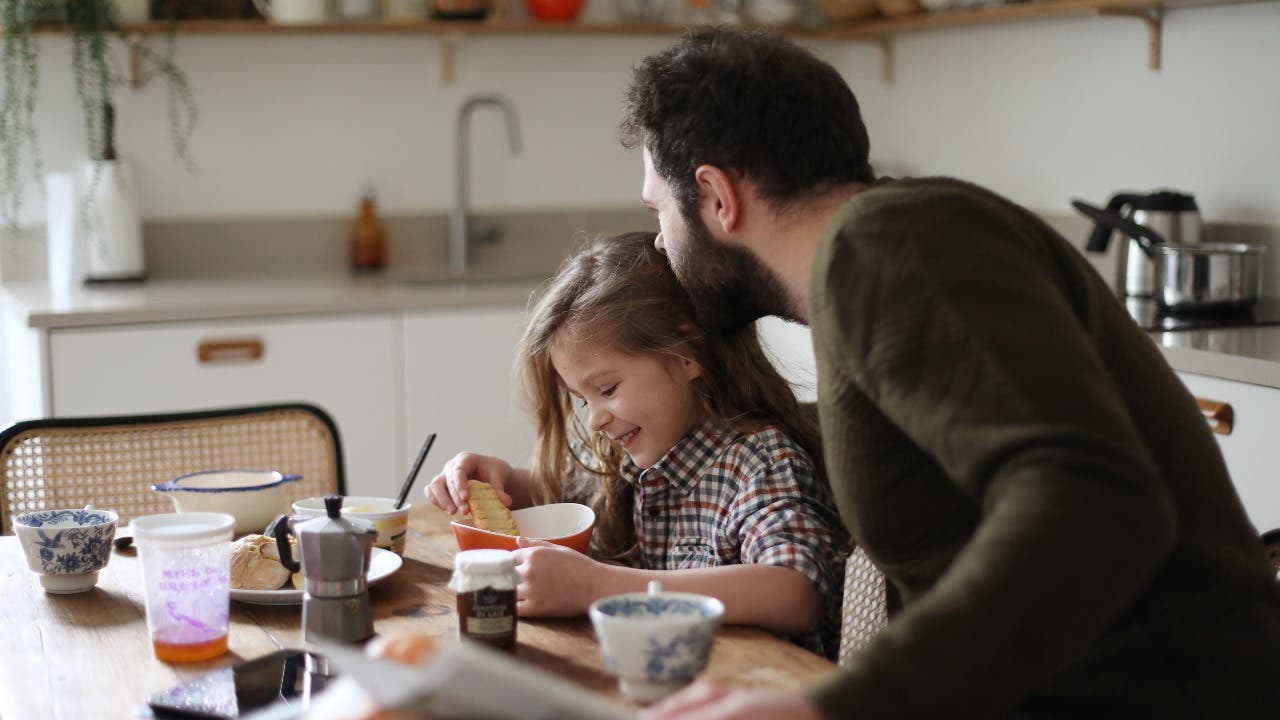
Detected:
[{"left": 1081, "top": 190, "right": 1205, "bottom": 297}]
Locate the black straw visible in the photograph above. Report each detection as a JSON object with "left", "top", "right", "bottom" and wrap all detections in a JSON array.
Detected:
[{"left": 395, "top": 432, "right": 437, "bottom": 509}]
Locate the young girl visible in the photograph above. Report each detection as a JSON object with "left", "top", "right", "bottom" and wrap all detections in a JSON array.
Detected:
[{"left": 426, "top": 232, "right": 849, "bottom": 658}]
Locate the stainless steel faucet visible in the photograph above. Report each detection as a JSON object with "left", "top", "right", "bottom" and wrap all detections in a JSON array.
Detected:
[{"left": 451, "top": 95, "right": 523, "bottom": 276}]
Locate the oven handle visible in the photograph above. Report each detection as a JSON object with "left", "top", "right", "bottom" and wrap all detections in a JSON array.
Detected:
[{"left": 1196, "top": 397, "right": 1234, "bottom": 436}]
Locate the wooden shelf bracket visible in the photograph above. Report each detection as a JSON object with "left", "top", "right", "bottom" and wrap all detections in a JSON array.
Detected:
[
  {"left": 439, "top": 31, "right": 465, "bottom": 86},
  {"left": 127, "top": 32, "right": 144, "bottom": 89},
  {"left": 878, "top": 37, "right": 896, "bottom": 85},
  {"left": 1097, "top": 4, "right": 1164, "bottom": 70}
]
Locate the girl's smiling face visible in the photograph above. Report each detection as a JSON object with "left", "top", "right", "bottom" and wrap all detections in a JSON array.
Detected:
[{"left": 550, "top": 340, "right": 703, "bottom": 468}]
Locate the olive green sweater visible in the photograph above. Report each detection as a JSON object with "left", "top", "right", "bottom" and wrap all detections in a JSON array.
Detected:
[{"left": 806, "top": 178, "right": 1280, "bottom": 719}]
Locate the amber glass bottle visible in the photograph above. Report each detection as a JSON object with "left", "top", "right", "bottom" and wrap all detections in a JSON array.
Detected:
[{"left": 350, "top": 189, "right": 387, "bottom": 273}]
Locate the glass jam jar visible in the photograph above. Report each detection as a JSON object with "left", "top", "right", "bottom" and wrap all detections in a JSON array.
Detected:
[{"left": 449, "top": 549, "right": 518, "bottom": 651}]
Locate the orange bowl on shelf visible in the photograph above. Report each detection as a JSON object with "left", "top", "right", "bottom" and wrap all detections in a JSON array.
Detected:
[
  {"left": 525, "top": 0, "right": 586, "bottom": 21},
  {"left": 452, "top": 502, "right": 596, "bottom": 553}
]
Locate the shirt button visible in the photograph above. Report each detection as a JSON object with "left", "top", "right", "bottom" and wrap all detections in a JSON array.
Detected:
[{"left": 646, "top": 507, "right": 660, "bottom": 518}]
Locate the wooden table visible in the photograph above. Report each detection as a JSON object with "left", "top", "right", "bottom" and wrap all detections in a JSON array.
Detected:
[{"left": 0, "top": 505, "right": 834, "bottom": 719}]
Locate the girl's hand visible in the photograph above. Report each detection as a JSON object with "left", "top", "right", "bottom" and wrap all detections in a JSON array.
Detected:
[
  {"left": 512, "top": 538, "right": 607, "bottom": 617},
  {"left": 425, "top": 452, "right": 514, "bottom": 515}
]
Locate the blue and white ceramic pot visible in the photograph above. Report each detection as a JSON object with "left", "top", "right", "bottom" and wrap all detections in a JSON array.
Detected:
[
  {"left": 589, "top": 581, "right": 725, "bottom": 704},
  {"left": 14, "top": 508, "right": 118, "bottom": 594}
]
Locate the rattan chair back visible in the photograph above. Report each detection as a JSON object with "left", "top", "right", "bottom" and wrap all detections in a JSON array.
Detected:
[
  {"left": 838, "top": 544, "right": 891, "bottom": 665},
  {"left": 0, "top": 403, "right": 345, "bottom": 535}
]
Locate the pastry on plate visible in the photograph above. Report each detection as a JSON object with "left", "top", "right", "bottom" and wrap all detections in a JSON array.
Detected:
[{"left": 230, "top": 533, "right": 292, "bottom": 590}]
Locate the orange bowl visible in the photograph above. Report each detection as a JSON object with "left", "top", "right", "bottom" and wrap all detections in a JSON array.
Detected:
[{"left": 452, "top": 502, "right": 595, "bottom": 553}]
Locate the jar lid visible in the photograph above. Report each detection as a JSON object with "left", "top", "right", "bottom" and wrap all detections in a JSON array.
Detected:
[{"left": 454, "top": 549, "right": 514, "bottom": 573}]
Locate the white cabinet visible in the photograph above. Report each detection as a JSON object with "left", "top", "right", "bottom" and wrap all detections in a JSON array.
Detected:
[
  {"left": 1176, "top": 371, "right": 1280, "bottom": 533},
  {"left": 757, "top": 317, "right": 817, "bottom": 403},
  {"left": 6, "top": 300, "right": 815, "bottom": 503},
  {"left": 402, "top": 306, "right": 537, "bottom": 480},
  {"left": 47, "top": 314, "right": 401, "bottom": 497}
]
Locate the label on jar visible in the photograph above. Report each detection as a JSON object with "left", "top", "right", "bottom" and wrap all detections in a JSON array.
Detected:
[{"left": 456, "top": 586, "right": 516, "bottom": 650}]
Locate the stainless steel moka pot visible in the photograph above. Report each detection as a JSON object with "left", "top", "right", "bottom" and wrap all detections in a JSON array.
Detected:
[
  {"left": 273, "top": 495, "right": 377, "bottom": 644},
  {"left": 1084, "top": 190, "right": 1205, "bottom": 297}
]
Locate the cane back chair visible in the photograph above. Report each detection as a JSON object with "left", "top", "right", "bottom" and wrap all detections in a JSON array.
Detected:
[
  {"left": 0, "top": 403, "right": 345, "bottom": 535},
  {"left": 838, "top": 544, "right": 894, "bottom": 665},
  {"left": 837, "top": 534, "right": 1280, "bottom": 665}
]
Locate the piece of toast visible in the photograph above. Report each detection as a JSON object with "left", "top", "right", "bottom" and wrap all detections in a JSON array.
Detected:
[{"left": 467, "top": 479, "right": 519, "bottom": 535}]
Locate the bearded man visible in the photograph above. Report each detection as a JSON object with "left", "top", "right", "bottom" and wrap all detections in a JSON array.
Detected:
[{"left": 623, "top": 26, "right": 1280, "bottom": 720}]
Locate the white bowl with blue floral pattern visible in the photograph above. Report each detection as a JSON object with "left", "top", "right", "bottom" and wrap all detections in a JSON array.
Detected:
[
  {"left": 14, "top": 508, "right": 118, "bottom": 594},
  {"left": 589, "top": 580, "right": 725, "bottom": 704}
]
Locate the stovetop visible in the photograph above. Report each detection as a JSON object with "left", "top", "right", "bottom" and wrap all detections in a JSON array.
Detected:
[{"left": 1123, "top": 295, "right": 1280, "bottom": 332}]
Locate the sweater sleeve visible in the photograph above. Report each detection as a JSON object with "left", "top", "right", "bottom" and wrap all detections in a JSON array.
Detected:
[{"left": 807, "top": 190, "right": 1178, "bottom": 719}]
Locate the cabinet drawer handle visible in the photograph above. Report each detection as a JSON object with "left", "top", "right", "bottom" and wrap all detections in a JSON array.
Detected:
[
  {"left": 197, "top": 338, "right": 264, "bottom": 364},
  {"left": 1196, "top": 397, "right": 1234, "bottom": 436}
]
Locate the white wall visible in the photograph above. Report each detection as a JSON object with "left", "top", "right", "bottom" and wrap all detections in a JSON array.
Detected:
[
  {"left": 836, "top": 2, "right": 1280, "bottom": 226},
  {"left": 7, "top": 2, "right": 1278, "bottom": 230},
  {"left": 10, "top": 33, "right": 667, "bottom": 226}
]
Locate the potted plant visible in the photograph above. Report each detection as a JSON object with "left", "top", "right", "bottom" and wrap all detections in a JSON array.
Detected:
[{"left": 0, "top": 0, "right": 198, "bottom": 239}]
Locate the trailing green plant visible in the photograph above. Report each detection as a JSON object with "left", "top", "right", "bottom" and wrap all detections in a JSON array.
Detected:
[
  {"left": 0, "top": 0, "right": 198, "bottom": 240},
  {"left": 0, "top": 1, "right": 41, "bottom": 237}
]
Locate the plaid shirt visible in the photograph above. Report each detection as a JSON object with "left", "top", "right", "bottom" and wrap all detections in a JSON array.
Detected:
[{"left": 573, "top": 421, "right": 850, "bottom": 658}]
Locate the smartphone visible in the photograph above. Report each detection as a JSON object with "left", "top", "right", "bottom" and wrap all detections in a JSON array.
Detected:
[{"left": 147, "top": 649, "right": 335, "bottom": 719}]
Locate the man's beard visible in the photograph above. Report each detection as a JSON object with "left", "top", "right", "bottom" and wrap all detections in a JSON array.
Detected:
[{"left": 667, "top": 210, "right": 797, "bottom": 335}]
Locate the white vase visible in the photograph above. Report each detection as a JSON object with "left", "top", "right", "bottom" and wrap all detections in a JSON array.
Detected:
[{"left": 81, "top": 159, "right": 146, "bottom": 283}]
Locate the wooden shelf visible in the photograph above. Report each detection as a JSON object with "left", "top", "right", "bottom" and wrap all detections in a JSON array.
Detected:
[
  {"left": 824, "top": 0, "right": 1257, "bottom": 37},
  {"left": 27, "top": 0, "right": 1262, "bottom": 38},
  {"left": 21, "top": 0, "right": 1273, "bottom": 85}
]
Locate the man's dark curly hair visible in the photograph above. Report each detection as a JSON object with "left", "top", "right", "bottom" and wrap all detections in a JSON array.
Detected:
[{"left": 621, "top": 27, "right": 874, "bottom": 220}]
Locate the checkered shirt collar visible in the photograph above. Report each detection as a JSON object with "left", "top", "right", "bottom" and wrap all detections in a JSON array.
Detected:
[{"left": 622, "top": 421, "right": 729, "bottom": 497}]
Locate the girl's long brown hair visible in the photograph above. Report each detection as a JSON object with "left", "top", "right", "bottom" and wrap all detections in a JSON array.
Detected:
[{"left": 517, "top": 232, "right": 822, "bottom": 563}]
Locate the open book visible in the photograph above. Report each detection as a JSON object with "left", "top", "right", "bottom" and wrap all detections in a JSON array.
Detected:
[{"left": 296, "top": 640, "right": 633, "bottom": 720}]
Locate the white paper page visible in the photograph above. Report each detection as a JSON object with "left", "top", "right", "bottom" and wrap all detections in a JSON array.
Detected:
[{"left": 320, "top": 640, "right": 634, "bottom": 720}]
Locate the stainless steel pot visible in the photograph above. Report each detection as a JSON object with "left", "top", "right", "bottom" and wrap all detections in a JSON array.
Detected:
[
  {"left": 1154, "top": 243, "right": 1266, "bottom": 314},
  {"left": 1073, "top": 199, "right": 1266, "bottom": 314}
]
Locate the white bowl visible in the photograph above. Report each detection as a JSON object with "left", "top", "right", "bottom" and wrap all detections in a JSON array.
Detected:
[
  {"left": 292, "top": 495, "right": 410, "bottom": 555},
  {"left": 153, "top": 470, "right": 302, "bottom": 535},
  {"left": 744, "top": 0, "right": 802, "bottom": 26},
  {"left": 14, "top": 508, "right": 119, "bottom": 593}
]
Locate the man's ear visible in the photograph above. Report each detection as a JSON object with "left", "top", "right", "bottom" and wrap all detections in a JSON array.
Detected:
[{"left": 694, "top": 165, "right": 739, "bottom": 233}]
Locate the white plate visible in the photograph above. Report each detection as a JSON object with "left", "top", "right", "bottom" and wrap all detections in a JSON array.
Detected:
[{"left": 230, "top": 547, "right": 403, "bottom": 606}]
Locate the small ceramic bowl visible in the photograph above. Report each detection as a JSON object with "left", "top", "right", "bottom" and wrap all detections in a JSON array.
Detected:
[
  {"left": 152, "top": 470, "right": 302, "bottom": 535},
  {"left": 14, "top": 508, "right": 119, "bottom": 593},
  {"left": 451, "top": 502, "right": 595, "bottom": 553},
  {"left": 526, "top": 0, "right": 586, "bottom": 21},
  {"left": 293, "top": 495, "right": 410, "bottom": 555},
  {"left": 589, "top": 581, "right": 725, "bottom": 704},
  {"left": 743, "top": 0, "right": 802, "bottom": 25}
]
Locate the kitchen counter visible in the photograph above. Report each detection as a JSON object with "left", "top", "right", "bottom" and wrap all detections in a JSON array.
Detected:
[
  {"left": 0, "top": 273, "right": 546, "bottom": 329},
  {"left": 1152, "top": 328, "right": 1280, "bottom": 388},
  {"left": 6, "top": 275, "right": 1280, "bottom": 390}
]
